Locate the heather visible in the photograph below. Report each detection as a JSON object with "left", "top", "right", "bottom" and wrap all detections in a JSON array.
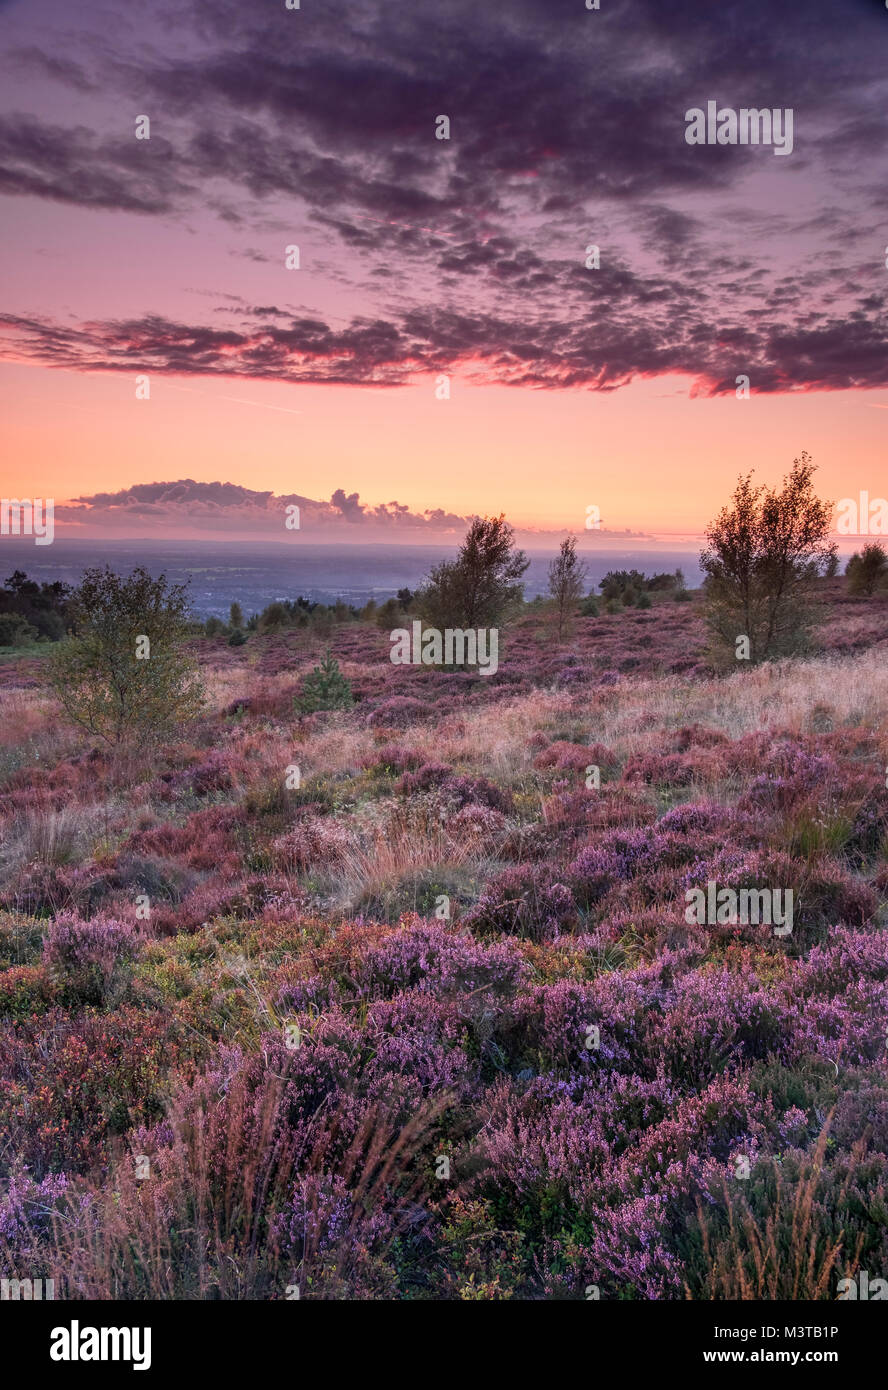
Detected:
[{"left": 1, "top": 584, "right": 887, "bottom": 1299}]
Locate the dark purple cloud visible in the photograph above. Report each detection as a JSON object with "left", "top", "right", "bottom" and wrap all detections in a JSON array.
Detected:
[
  {"left": 3, "top": 275, "right": 887, "bottom": 395},
  {"left": 1, "top": 0, "right": 887, "bottom": 393}
]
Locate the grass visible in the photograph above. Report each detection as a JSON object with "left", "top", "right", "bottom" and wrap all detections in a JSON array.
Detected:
[{"left": 1, "top": 590, "right": 887, "bottom": 1299}]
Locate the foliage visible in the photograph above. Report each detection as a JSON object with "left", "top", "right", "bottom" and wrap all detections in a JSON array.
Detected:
[
  {"left": 846, "top": 543, "right": 888, "bottom": 597},
  {"left": 0, "top": 570, "right": 71, "bottom": 642},
  {"left": 45, "top": 566, "right": 204, "bottom": 745},
  {"left": 0, "top": 613, "right": 39, "bottom": 648},
  {"left": 296, "top": 650, "right": 354, "bottom": 713},
  {"left": 700, "top": 453, "right": 836, "bottom": 665},
  {"left": 548, "top": 536, "right": 588, "bottom": 640},
  {"left": 417, "top": 515, "right": 529, "bottom": 630}
]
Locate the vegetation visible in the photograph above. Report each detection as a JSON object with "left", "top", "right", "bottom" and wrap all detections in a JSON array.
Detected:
[
  {"left": 598, "top": 568, "right": 686, "bottom": 609},
  {"left": 0, "top": 570, "right": 71, "bottom": 645},
  {"left": 548, "top": 536, "right": 587, "bottom": 640},
  {"left": 417, "top": 514, "right": 529, "bottom": 630},
  {"left": 46, "top": 565, "right": 204, "bottom": 745},
  {"left": 700, "top": 452, "right": 836, "bottom": 666},
  {"left": 846, "top": 542, "right": 888, "bottom": 597},
  {"left": 3, "top": 495, "right": 886, "bottom": 1302},
  {"left": 295, "top": 649, "right": 355, "bottom": 713}
]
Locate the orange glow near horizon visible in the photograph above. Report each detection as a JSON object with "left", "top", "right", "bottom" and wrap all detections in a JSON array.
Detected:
[{"left": 2, "top": 360, "right": 885, "bottom": 538}]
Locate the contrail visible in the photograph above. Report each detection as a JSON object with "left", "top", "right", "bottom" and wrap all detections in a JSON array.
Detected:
[{"left": 160, "top": 382, "right": 302, "bottom": 415}]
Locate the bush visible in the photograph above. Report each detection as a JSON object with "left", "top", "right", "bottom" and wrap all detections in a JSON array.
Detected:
[
  {"left": 366, "top": 697, "right": 432, "bottom": 728},
  {"left": 258, "top": 601, "right": 290, "bottom": 634},
  {"left": 0, "top": 570, "right": 71, "bottom": 643},
  {"left": 682, "top": 1128, "right": 888, "bottom": 1300},
  {"left": 846, "top": 543, "right": 888, "bottom": 597},
  {"left": 42, "top": 912, "right": 140, "bottom": 1006},
  {"left": 376, "top": 597, "right": 408, "bottom": 630},
  {"left": 296, "top": 650, "right": 354, "bottom": 714},
  {"left": 548, "top": 537, "right": 587, "bottom": 640},
  {"left": 0, "top": 613, "right": 38, "bottom": 647},
  {"left": 464, "top": 864, "right": 577, "bottom": 942},
  {"left": 700, "top": 454, "right": 836, "bottom": 665},
  {"left": 45, "top": 566, "right": 204, "bottom": 745}
]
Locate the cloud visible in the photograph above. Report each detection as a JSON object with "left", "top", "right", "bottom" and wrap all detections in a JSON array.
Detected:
[
  {"left": 3, "top": 267, "right": 887, "bottom": 394},
  {"left": 54, "top": 479, "right": 472, "bottom": 538},
  {"left": 52, "top": 478, "right": 650, "bottom": 541},
  {"left": 0, "top": 115, "right": 186, "bottom": 213},
  {"left": 2, "top": 0, "right": 887, "bottom": 393}
]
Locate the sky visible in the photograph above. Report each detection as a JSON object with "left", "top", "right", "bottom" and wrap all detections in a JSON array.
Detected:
[{"left": 0, "top": 0, "right": 886, "bottom": 544}]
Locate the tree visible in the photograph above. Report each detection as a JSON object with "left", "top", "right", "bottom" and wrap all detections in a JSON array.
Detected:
[
  {"left": 229, "top": 601, "right": 244, "bottom": 629},
  {"left": 258, "top": 601, "right": 290, "bottom": 634},
  {"left": 0, "top": 570, "right": 71, "bottom": 641},
  {"left": 846, "top": 543, "right": 888, "bottom": 596},
  {"left": 417, "top": 514, "right": 529, "bottom": 630},
  {"left": 376, "top": 596, "right": 407, "bottom": 630},
  {"left": 46, "top": 566, "right": 204, "bottom": 745},
  {"left": 700, "top": 452, "right": 836, "bottom": 666},
  {"left": 599, "top": 569, "right": 648, "bottom": 602},
  {"left": 296, "top": 649, "right": 354, "bottom": 713},
  {"left": 548, "top": 536, "right": 588, "bottom": 640},
  {"left": 0, "top": 613, "right": 38, "bottom": 647}
]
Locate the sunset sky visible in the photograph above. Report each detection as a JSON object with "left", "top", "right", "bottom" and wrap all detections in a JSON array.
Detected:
[{"left": 1, "top": 0, "right": 886, "bottom": 542}]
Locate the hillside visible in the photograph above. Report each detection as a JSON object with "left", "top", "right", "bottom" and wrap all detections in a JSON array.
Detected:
[{"left": 1, "top": 585, "right": 887, "bottom": 1299}]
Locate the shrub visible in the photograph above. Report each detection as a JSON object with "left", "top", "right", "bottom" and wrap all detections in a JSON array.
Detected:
[
  {"left": 0, "top": 613, "right": 39, "bottom": 647},
  {"left": 682, "top": 1127, "right": 886, "bottom": 1300},
  {"left": 375, "top": 597, "right": 408, "bottom": 630},
  {"left": 548, "top": 537, "right": 587, "bottom": 640},
  {"left": 846, "top": 543, "right": 888, "bottom": 597},
  {"left": 464, "top": 864, "right": 577, "bottom": 942},
  {"left": 46, "top": 566, "right": 204, "bottom": 745},
  {"left": 258, "top": 601, "right": 291, "bottom": 633},
  {"left": 366, "top": 697, "right": 431, "bottom": 728},
  {"left": 700, "top": 453, "right": 836, "bottom": 665},
  {"left": 272, "top": 815, "right": 352, "bottom": 872},
  {"left": 296, "top": 651, "right": 354, "bottom": 714},
  {"left": 41, "top": 912, "right": 140, "bottom": 1006}
]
